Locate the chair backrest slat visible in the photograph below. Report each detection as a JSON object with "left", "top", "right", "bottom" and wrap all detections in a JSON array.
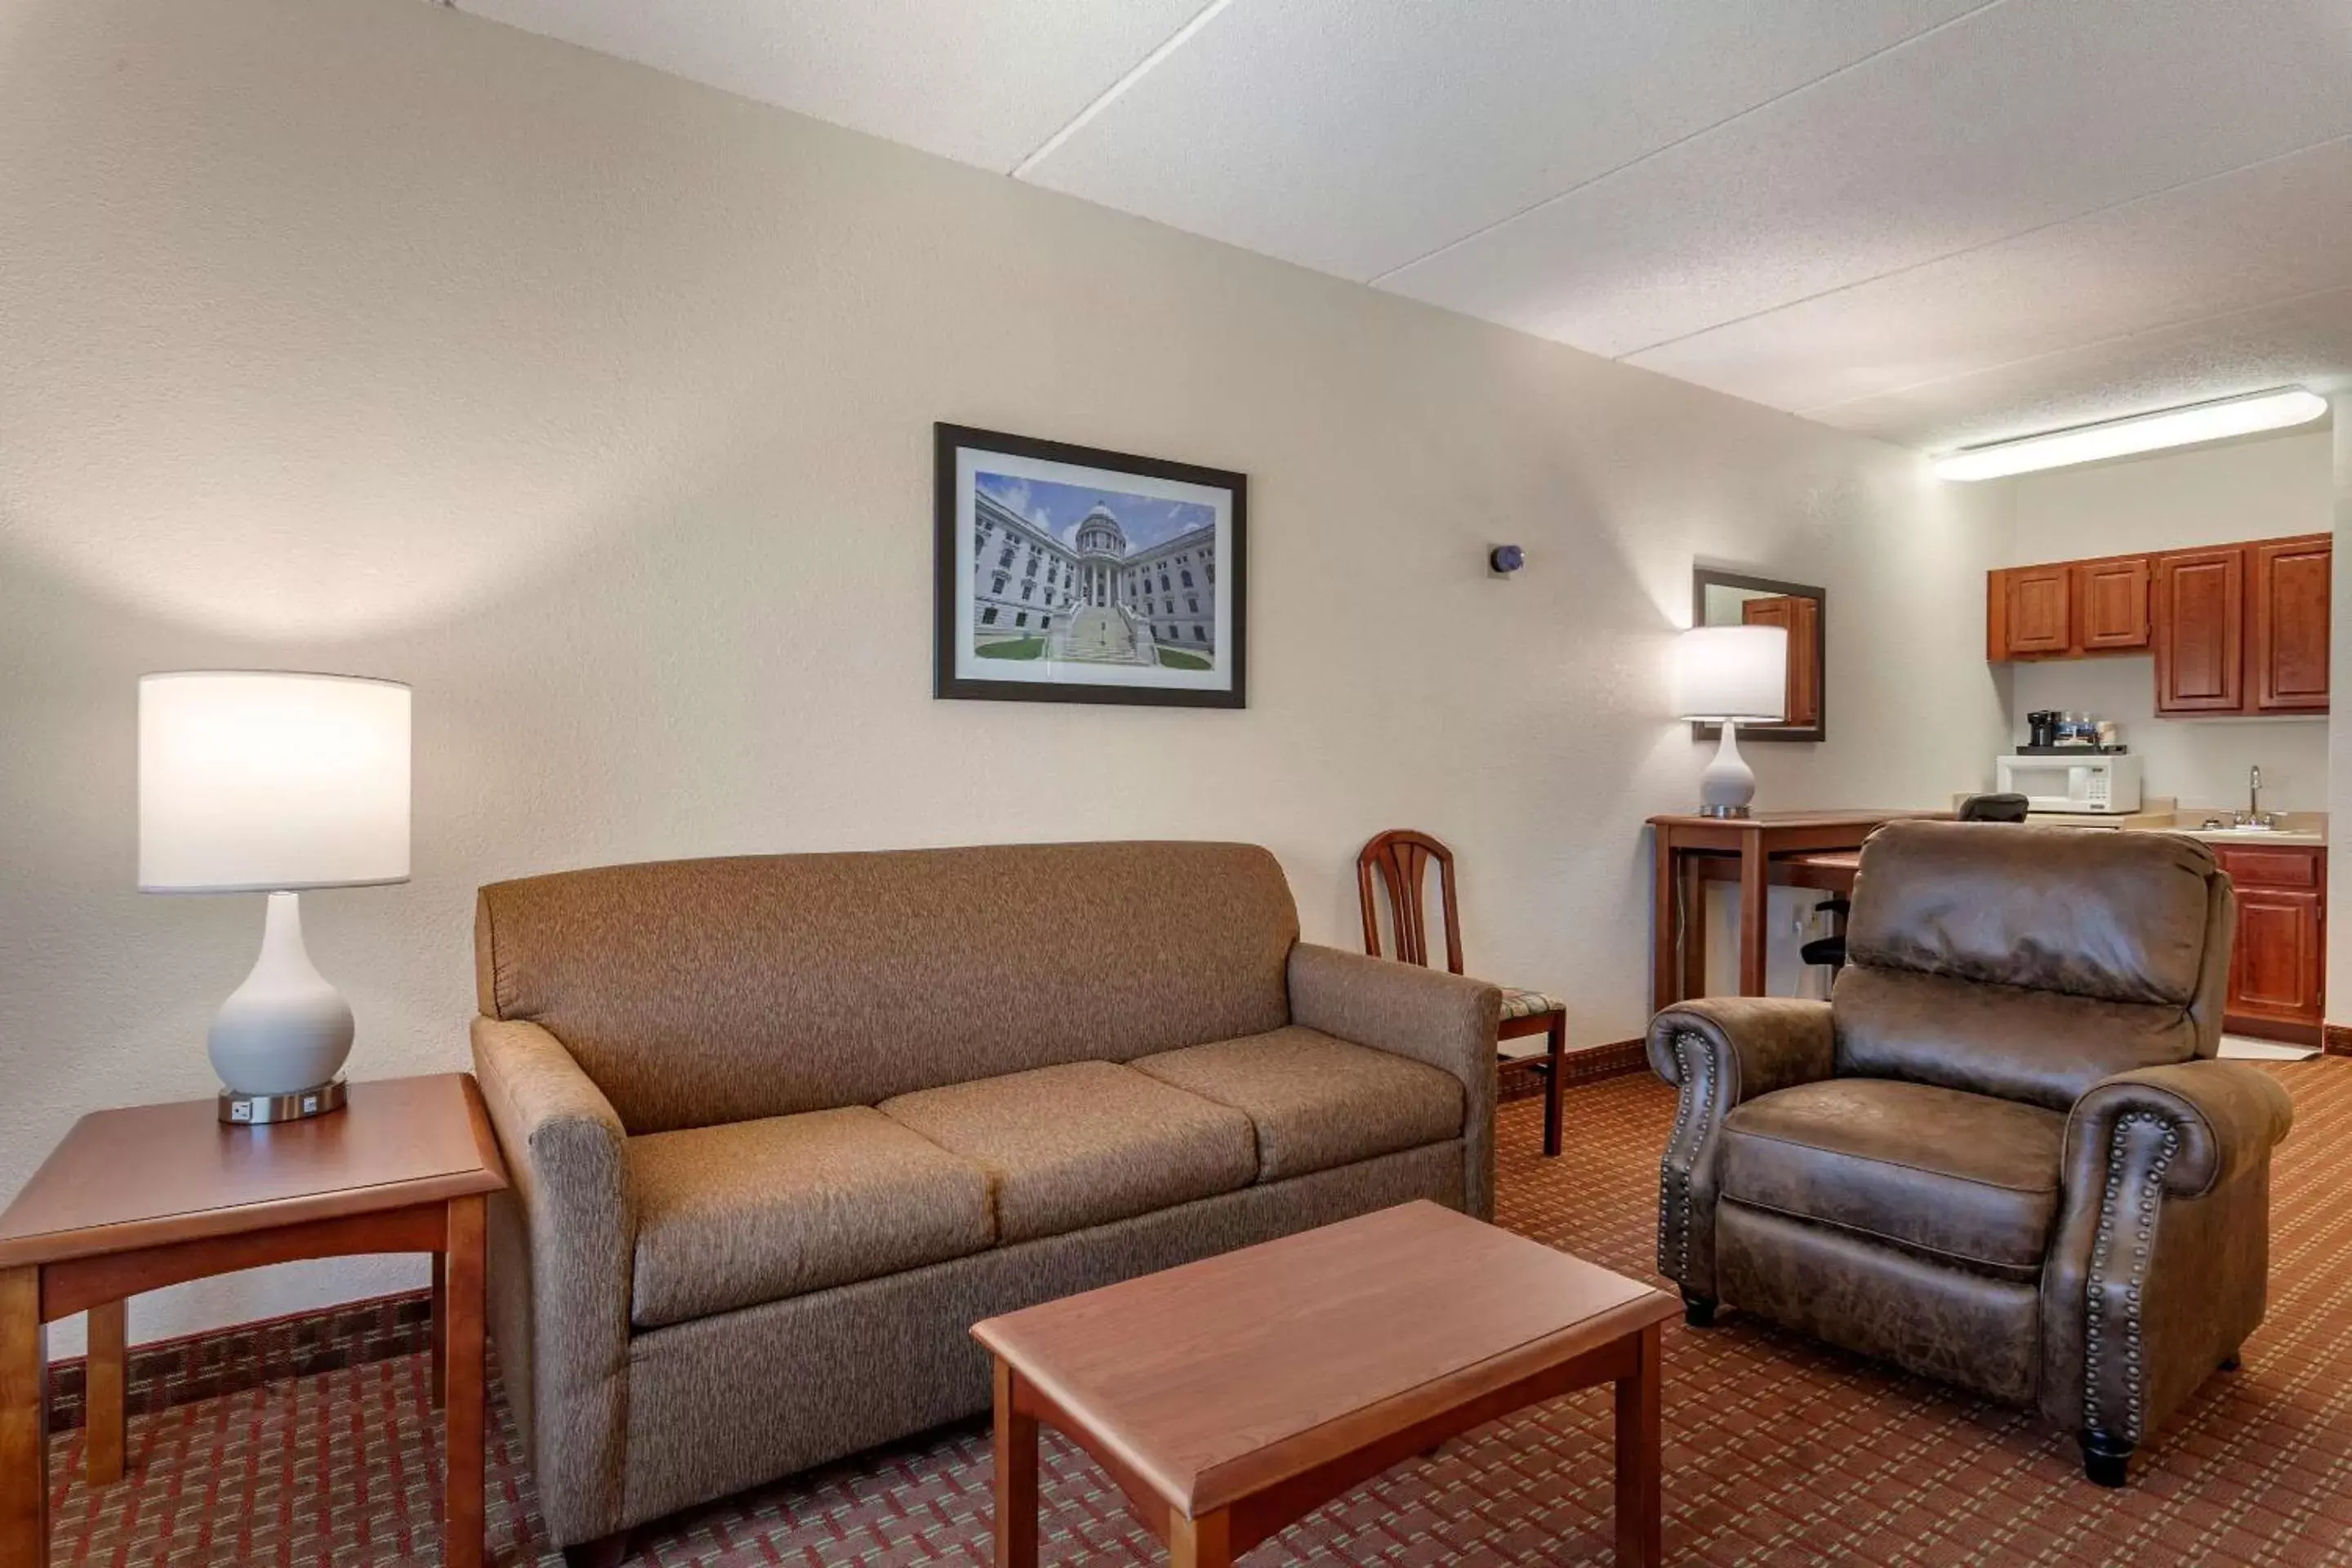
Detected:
[{"left": 1356, "top": 829, "right": 1466, "bottom": 975}]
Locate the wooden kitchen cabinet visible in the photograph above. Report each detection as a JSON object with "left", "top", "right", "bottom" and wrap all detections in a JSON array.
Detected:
[
  {"left": 2249, "top": 533, "right": 2331, "bottom": 713},
  {"left": 1991, "top": 564, "right": 2074, "bottom": 657},
  {"left": 2075, "top": 555, "right": 2151, "bottom": 649},
  {"left": 2152, "top": 545, "right": 2246, "bottom": 715},
  {"left": 2216, "top": 844, "right": 2326, "bottom": 1044}
]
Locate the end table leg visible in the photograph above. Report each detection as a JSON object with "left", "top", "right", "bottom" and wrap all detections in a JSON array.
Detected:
[
  {"left": 1615, "top": 1321, "right": 1662, "bottom": 1567},
  {"left": 991, "top": 1358, "right": 1038, "bottom": 1568},
  {"left": 1, "top": 1267, "right": 47, "bottom": 1566},
  {"left": 87, "top": 1298, "right": 127, "bottom": 1485},
  {"left": 430, "top": 1250, "right": 448, "bottom": 1410},
  {"left": 1171, "top": 1510, "right": 1232, "bottom": 1568},
  {"left": 443, "top": 1196, "right": 487, "bottom": 1568}
]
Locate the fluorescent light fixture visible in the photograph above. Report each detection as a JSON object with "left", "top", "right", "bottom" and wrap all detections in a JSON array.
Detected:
[{"left": 1934, "top": 389, "right": 2328, "bottom": 482}]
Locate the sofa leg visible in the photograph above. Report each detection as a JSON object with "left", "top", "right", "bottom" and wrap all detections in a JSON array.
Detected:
[
  {"left": 1680, "top": 1291, "right": 1716, "bottom": 1328},
  {"left": 2081, "top": 1431, "right": 2134, "bottom": 1488},
  {"left": 564, "top": 1530, "right": 633, "bottom": 1568}
]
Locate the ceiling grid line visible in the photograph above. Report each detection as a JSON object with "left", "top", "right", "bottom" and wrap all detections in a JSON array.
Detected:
[
  {"left": 1007, "top": 0, "right": 1241, "bottom": 178},
  {"left": 1361, "top": 0, "right": 2015, "bottom": 288}
]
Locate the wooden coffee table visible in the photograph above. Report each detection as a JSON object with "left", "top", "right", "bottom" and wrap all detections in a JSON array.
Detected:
[
  {"left": 972, "top": 1200, "right": 1677, "bottom": 1566},
  {"left": 0, "top": 1074, "right": 507, "bottom": 1567}
]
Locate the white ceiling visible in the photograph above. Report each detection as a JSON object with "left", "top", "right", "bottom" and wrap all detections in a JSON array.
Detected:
[{"left": 457, "top": 0, "right": 2352, "bottom": 454}]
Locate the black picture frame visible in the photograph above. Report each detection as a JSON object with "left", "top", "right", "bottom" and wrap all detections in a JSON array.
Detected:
[
  {"left": 933, "top": 423, "right": 1248, "bottom": 708},
  {"left": 1690, "top": 565, "right": 1827, "bottom": 743}
]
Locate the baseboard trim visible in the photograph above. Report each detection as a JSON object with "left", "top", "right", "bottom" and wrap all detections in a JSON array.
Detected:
[
  {"left": 1499, "top": 1037, "right": 1648, "bottom": 1100},
  {"left": 45, "top": 1289, "right": 432, "bottom": 1432},
  {"left": 2325, "top": 1024, "right": 2352, "bottom": 1058}
]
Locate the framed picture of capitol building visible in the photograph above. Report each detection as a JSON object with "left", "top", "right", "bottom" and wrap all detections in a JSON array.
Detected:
[{"left": 933, "top": 423, "right": 1247, "bottom": 708}]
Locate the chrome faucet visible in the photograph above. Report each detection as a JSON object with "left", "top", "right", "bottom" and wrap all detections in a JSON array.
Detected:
[{"left": 2234, "top": 765, "right": 2277, "bottom": 830}]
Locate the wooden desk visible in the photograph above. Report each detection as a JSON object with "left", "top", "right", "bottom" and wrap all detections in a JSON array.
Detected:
[
  {"left": 974, "top": 1200, "right": 1678, "bottom": 1566},
  {"left": 1649, "top": 812, "right": 1934, "bottom": 1009},
  {"left": 0, "top": 1074, "right": 508, "bottom": 1568}
]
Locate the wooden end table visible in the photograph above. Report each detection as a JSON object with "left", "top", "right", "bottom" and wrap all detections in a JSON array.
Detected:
[
  {"left": 0, "top": 1073, "right": 508, "bottom": 1567},
  {"left": 973, "top": 1200, "right": 1678, "bottom": 1567}
]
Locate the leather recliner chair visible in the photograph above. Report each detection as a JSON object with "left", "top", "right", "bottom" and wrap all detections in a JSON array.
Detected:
[{"left": 1649, "top": 821, "right": 2294, "bottom": 1487}]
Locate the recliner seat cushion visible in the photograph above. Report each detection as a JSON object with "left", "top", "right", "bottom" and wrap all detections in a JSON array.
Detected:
[
  {"left": 1130, "top": 1026, "right": 1464, "bottom": 1182},
  {"left": 879, "top": 1061, "right": 1258, "bottom": 1243},
  {"left": 628, "top": 1107, "right": 993, "bottom": 1330},
  {"left": 1718, "top": 1079, "right": 2065, "bottom": 1281}
]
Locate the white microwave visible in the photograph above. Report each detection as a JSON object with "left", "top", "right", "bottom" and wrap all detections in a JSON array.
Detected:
[{"left": 1996, "top": 755, "right": 2141, "bottom": 814}]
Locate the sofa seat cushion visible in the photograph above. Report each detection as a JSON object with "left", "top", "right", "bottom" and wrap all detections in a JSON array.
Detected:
[
  {"left": 1718, "top": 1078, "right": 2065, "bottom": 1281},
  {"left": 628, "top": 1107, "right": 993, "bottom": 1330},
  {"left": 1130, "top": 1026, "right": 1464, "bottom": 1182},
  {"left": 878, "top": 1061, "right": 1258, "bottom": 1243}
]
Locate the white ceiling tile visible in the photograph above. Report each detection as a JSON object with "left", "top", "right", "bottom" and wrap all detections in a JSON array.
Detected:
[
  {"left": 1625, "top": 137, "right": 2352, "bottom": 415},
  {"left": 1020, "top": 0, "right": 1986, "bottom": 282},
  {"left": 1796, "top": 286, "right": 2352, "bottom": 450},
  {"left": 1383, "top": 0, "right": 2352, "bottom": 358},
  {"left": 455, "top": 0, "right": 1206, "bottom": 172}
]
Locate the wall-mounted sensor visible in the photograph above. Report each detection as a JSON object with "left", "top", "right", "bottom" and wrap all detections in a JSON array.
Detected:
[{"left": 1489, "top": 545, "right": 1526, "bottom": 576}]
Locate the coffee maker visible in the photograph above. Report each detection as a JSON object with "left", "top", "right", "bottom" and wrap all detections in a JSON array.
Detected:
[{"left": 2026, "top": 710, "right": 2060, "bottom": 748}]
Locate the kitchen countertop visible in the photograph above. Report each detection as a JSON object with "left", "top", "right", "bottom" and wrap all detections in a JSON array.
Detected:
[{"left": 1965, "top": 795, "right": 2328, "bottom": 845}]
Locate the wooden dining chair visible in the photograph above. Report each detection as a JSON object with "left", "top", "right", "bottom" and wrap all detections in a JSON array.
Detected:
[{"left": 1356, "top": 829, "right": 1567, "bottom": 1157}]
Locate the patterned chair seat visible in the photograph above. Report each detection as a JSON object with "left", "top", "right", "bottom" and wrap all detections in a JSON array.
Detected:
[{"left": 1499, "top": 987, "right": 1566, "bottom": 1022}]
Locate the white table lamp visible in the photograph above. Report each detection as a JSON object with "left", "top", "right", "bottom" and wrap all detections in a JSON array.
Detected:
[
  {"left": 139, "top": 671, "right": 411, "bottom": 1123},
  {"left": 1673, "top": 626, "right": 1787, "bottom": 818}
]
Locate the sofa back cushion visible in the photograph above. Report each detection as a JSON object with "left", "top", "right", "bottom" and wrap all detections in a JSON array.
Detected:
[
  {"left": 475, "top": 840, "right": 1298, "bottom": 1134},
  {"left": 1834, "top": 822, "right": 2230, "bottom": 1110}
]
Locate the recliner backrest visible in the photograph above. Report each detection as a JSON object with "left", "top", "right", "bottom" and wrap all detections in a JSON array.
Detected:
[{"left": 1832, "top": 822, "right": 2233, "bottom": 1111}]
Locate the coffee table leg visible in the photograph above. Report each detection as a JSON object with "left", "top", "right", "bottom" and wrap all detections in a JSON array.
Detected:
[
  {"left": 443, "top": 1196, "right": 487, "bottom": 1568},
  {"left": 1, "top": 1267, "right": 47, "bottom": 1566},
  {"left": 86, "top": 1298, "right": 127, "bottom": 1484},
  {"left": 1171, "top": 1510, "right": 1232, "bottom": 1567},
  {"left": 1615, "top": 1320, "right": 1662, "bottom": 1567},
  {"left": 992, "top": 1358, "right": 1038, "bottom": 1567}
]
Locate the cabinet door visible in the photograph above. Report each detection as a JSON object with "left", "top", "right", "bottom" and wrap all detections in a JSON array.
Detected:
[
  {"left": 2153, "top": 546, "right": 2246, "bottom": 713},
  {"left": 1741, "top": 594, "right": 1820, "bottom": 728},
  {"left": 2229, "top": 887, "right": 2322, "bottom": 1025},
  {"left": 2250, "top": 534, "right": 2330, "bottom": 713},
  {"left": 2075, "top": 556, "right": 2150, "bottom": 650},
  {"left": 2002, "top": 566, "right": 2073, "bottom": 656}
]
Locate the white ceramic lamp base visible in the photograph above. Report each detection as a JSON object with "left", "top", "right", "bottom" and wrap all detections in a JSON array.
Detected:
[
  {"left": 1698, "top": 719, "right": 1757, "bottom": 818},
  {"left": 209, "top": 891, "right": 354, "bottom": 1124}
]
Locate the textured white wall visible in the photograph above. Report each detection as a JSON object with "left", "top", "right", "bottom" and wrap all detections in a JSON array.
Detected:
[
  {"left": 2002, "top": 431, "right": 2334, "bottom": 812},
  {"left": 0, "top": 0, "right": 2008, "bottom": 1354},
  {"left": 2332, "top": 403, "right": 2352, "bottom": 1025}
]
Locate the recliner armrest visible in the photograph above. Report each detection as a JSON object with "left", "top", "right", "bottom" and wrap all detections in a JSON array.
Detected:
[
  {"left": 1287, "top": 942, "right": 1500, "bottom": 1219},
  {"left": 1646, "top": 997, "right": 1835, "bottom": 1302},
  {"left": 2065, "top": 1060, "right": 2293, "bottom": 1199}
]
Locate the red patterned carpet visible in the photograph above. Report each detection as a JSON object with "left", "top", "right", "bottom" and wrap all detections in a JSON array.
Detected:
[{"left": 44, "top": 1058, "right": 2352, "bottom": 1565}]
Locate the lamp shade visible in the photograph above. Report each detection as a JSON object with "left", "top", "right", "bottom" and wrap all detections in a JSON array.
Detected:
[
  {"left": 1673, "top": 626, "right": 1787, "bottom": 723},
  {"left": 139, "top": 671, "right": 411, "bottom": 893}
]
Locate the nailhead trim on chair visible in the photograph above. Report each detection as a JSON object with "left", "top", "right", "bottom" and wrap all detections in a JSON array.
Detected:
[
  {"left": 1656, "top": 1030, "right": 1711, "bottom": 1282},
  {"left": 2083, "top": 1111, "right": 2181, "bottom": 1443}
]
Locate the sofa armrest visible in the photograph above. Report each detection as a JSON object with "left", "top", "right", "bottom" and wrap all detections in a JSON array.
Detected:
[
  {"left": 470, "top": 1016, "right": 635, "bottom": 1544},
  {"left": 2045, "top": 1060, "right": 2293, "bottom": 1454},
  {"left": 1286, "top": 942, "right": 1501, "bottom": 1220},
  {"left": 1646, "top": 997, "right": 1836, "bottom": 1303}
]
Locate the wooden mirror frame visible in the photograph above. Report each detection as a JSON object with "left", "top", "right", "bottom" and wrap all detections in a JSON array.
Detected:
[{"left": 1690, "top": 566, "right": 1826, "bottom": 743}]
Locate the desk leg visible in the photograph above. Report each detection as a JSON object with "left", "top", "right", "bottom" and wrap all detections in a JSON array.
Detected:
[
  {"left": 430, "top": 1251, "right": 448, "bottom": 1410},
  {"left": 443, "top": 1196, "right": 486, "bottom": 1568},
  {"left": 1, "top": 1267, "right": 47, "bottom": 1566},
  {"left": 1172, "top": 1509, "right": 1232, "bottom": 1568},
  {"left": 86, "top": 1298, "right": 127, "bottom": 1485},
  {"left": 1737, "top": 838, "right": 1768, "bottom": 996},
  {"left": 1650, "top": 831, "right": 1677, "bottom": 1013},
  {"left": 1615, "top": 1321, "right": 1662, "bottom": 1568},
  {"left": 991, "top": 1359, "right": 1038, "bottom": 1567}
]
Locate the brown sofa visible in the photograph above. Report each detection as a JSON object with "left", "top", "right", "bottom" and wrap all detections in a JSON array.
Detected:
[
  {"left": 469, "top": 840, "right": 1499, "bottom": 1557},
  {"left": 1648, "top": 821, "right": 2293, "bottom": 1487}
]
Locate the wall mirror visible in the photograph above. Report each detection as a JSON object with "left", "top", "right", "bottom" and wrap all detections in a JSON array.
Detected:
[{"left": 1692, "top": 566, "right": 1825, "bottom": 742}]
